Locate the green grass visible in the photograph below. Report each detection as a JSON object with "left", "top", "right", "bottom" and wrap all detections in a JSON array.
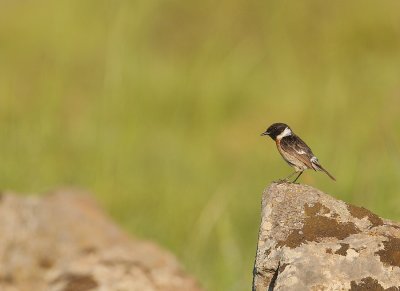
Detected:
[{"left": 1, "top": 1, "right": 400, "bottom": 290}]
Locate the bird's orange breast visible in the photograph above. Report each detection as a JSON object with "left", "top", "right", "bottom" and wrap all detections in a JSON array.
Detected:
[
  {"left": 275, "top": 139, "right": 287, "bottom": 160},
  {"left": 275, "top": 139, "right": 284, "bottom": 155}
]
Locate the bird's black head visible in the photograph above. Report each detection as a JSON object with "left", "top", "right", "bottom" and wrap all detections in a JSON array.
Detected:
[{"left": 261, "top": 123, "right": 290, "bottom": 140}]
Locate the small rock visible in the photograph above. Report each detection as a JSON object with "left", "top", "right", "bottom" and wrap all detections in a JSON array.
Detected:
[{"left": 0, "top": 189, "right": 202, "bottom": 291}]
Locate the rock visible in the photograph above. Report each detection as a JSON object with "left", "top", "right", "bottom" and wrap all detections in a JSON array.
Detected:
[
  {"left": 253, "top": 183, "right": 400, "bottom": 291},
  {"left": 0, "top": 189, "right": 202, "bottom": 291}
]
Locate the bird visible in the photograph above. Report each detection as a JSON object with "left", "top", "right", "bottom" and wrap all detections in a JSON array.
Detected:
[{"left": 261, "top": 123, "right": 335, "bottom": 183}]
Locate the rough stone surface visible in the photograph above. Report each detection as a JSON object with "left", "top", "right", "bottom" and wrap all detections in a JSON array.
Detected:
[
  {"left": 0, "top": 189, "right": 202, "bottom": 291},
  {"left": 253, "top": 183, "right": 400, "bottom": 291}
]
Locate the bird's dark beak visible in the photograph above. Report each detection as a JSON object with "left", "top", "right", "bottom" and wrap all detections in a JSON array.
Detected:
[{"left": 261, "top": 131, "right": 269, "bottom": 136}]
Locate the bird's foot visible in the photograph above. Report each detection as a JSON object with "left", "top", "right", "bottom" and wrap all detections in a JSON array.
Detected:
[{"left": 273, "top": 178, "right": 289, "bottom": 184}]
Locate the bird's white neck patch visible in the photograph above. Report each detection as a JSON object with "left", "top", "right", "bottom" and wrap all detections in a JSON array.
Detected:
[{"left": 277, "top": 127, "right": 292, "bottom": 140}]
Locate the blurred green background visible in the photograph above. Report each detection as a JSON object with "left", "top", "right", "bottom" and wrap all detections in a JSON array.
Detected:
[{"left": 1, "top": 1, "right": 400, "bottom": 290}]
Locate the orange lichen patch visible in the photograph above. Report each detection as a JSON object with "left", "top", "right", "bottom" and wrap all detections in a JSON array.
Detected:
[
  {"left": 347, "top": 204, "right": 383, "bottom": 227},
  {"left": 375, "top": 236, "right": 400, "bottom": 267},
  {"left": 278, "top": 203, "right": 360, "bottom": 248},
  {"left": 38, "top": 257, "right": 54, "bottom": 269},
  {"left": 305, "top": 202, "right": 331, "bottom": 216},
  {"left": 0, "top": 274, "right": 14, "bottom": 284},
  {"left": 52, "top": 274, "right": 98, "bottom": 291},
  {"left": 350, "top": 277, "right": 397, "bottom": 291},
  {"left": 335, "top": 243, "right": 350, "bottom": 256}
]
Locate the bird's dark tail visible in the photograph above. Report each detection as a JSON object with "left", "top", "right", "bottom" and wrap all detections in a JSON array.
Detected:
[{"left": 312, "top": 161, "right": 336, "bottom": 181}]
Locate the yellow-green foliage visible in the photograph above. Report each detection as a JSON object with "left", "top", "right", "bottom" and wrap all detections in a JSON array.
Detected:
[{"left": 1, "top": 1, "right": 400, "bottom": 290}]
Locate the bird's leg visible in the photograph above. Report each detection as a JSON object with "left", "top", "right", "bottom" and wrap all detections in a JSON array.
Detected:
[
  {"left": 292, "top": 171, "right": 303, "bottom": 183},
  {"left": 275, "top": 171, "right": 297, "bottom": 183}
]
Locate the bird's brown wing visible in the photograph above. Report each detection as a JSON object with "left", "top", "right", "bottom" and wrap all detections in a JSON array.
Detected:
[{"left": 280, "top": 135, "right": 315, "bottom": 170}]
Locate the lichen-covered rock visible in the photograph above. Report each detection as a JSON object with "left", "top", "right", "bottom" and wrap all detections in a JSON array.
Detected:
[
  {"left": 253, "top": 183, "right": 400, "bottom": 291},
  {"left": 0, "top": 189, "right": 202, "bottom": 291}
]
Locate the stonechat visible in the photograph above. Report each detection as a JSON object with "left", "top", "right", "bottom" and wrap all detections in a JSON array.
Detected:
[{"left": 261, "top": 123, "right": 335, "bottom": 183}]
